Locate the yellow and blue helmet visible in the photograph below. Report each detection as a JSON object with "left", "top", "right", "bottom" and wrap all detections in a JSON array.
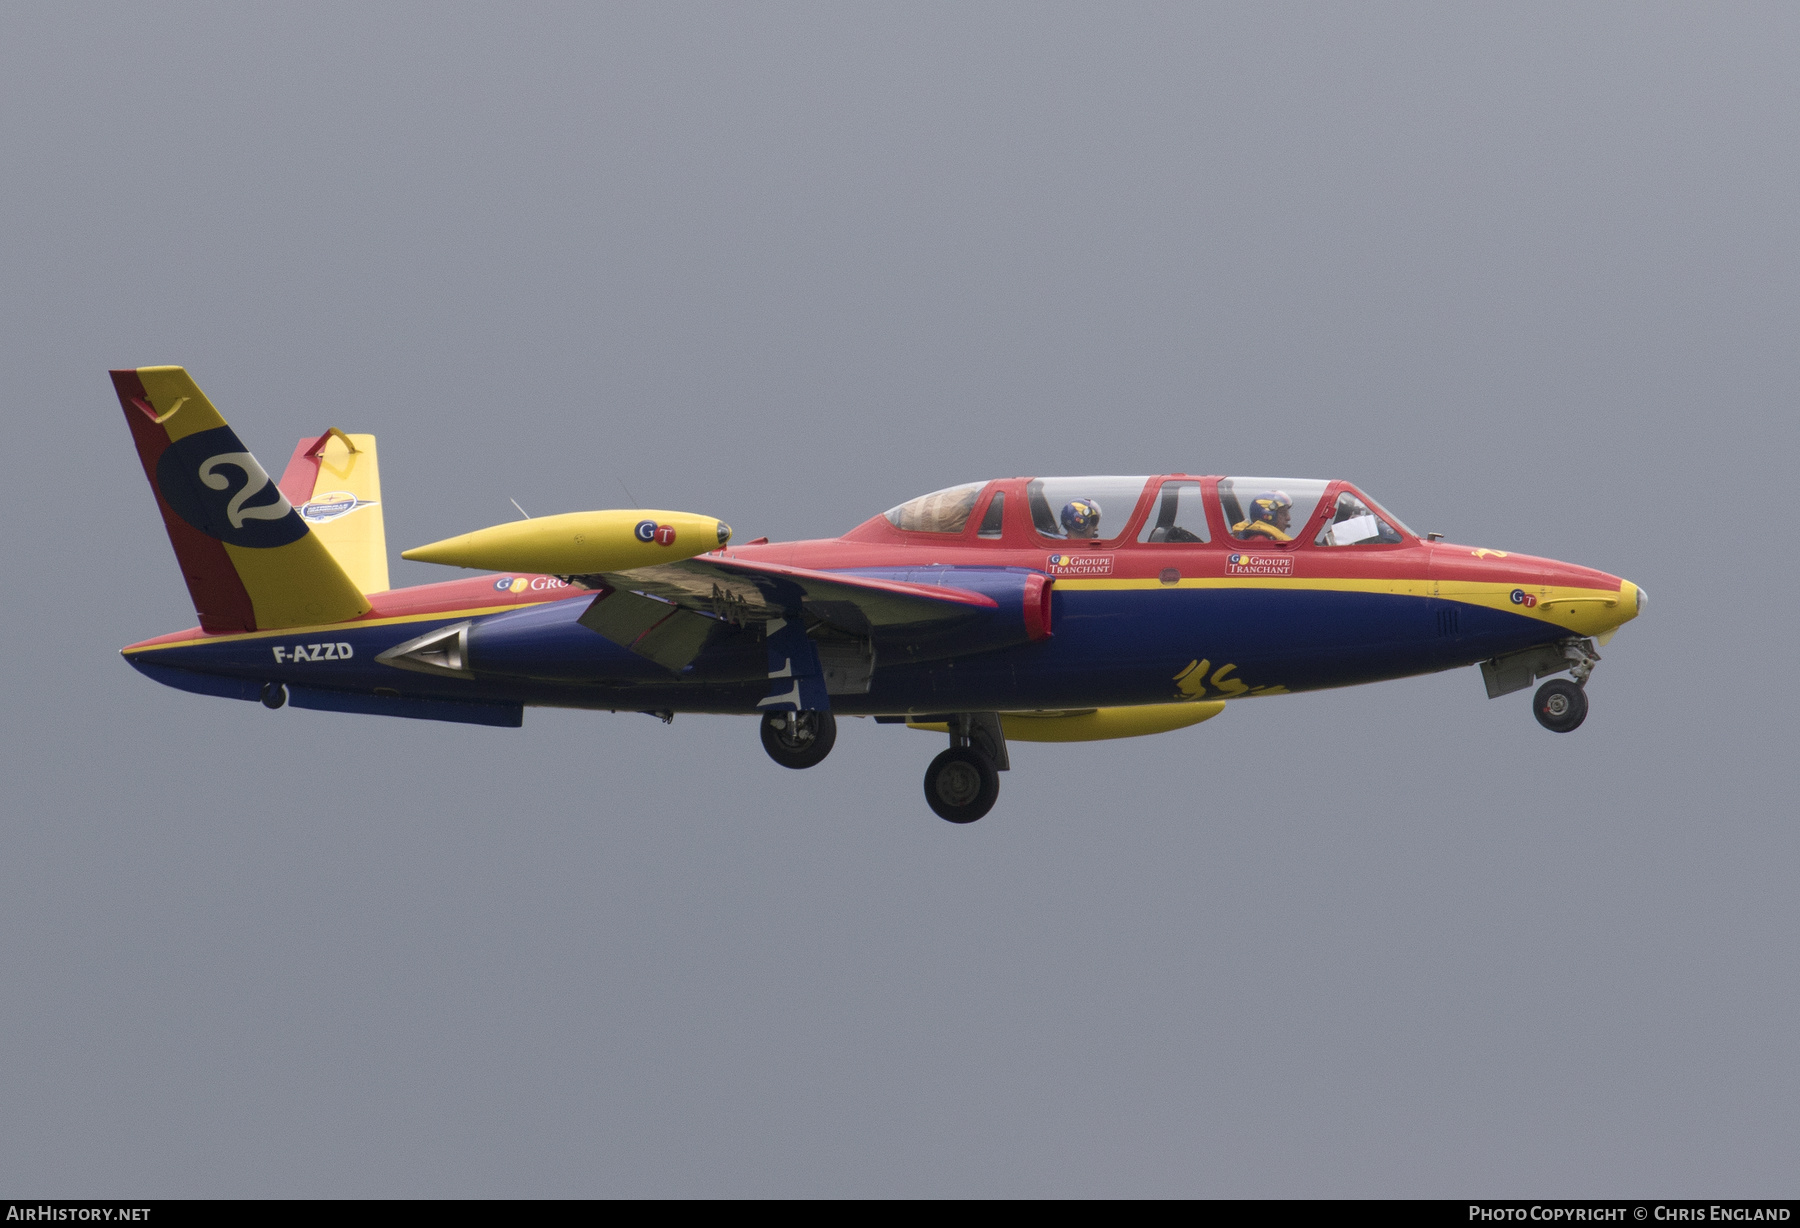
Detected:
[
  {"left": 1061, "top": 498, "right": 1102, "bottom": 536},
  {"left": 1250, "top": 490, "right": 1293, "bottom": 523}
]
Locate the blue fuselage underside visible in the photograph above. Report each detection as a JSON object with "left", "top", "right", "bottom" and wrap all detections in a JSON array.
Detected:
[{"left": 129, "top": 584, "right": 1561, "bottom": 716}]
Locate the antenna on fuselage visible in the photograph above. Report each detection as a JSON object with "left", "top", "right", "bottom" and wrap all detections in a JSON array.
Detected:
[{"left": 509, "top": 498, "right": 531, "bottom": 519}]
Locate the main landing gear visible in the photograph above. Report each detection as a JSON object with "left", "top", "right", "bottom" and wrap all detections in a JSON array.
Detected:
[
  {"left": 261, "top": 682, "right": 287, "bottom": 710},
  {"left": 760, "top": 710, "right": 837, "bottom": 769},
  {"left": 925, "top": 749, "right": 999, "bottom": 823},
  {"left": 756, "top": 708, "right": 1012, "bottom": 825},
  {"left": 923, "top": 712, "right": 1009, "bottom": 824}
]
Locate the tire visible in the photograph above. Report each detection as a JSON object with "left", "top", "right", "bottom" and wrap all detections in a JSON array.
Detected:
[
  {"left": 924, "top": 748, "right": 999, "bottom": 824},
  {"left": 1533, "top": 678, "right": 1587, "bottom": 733},
  {"left": 760, "top": 710, "right": 837, "bottom": 769},
  {"left": 261, "top": 682, "right": 287, "bottom": 710}
]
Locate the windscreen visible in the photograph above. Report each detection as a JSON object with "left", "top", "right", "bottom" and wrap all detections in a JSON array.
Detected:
[
  {"left": 884, "top": 483, "right": 987, "bottom": 534},
  {"left": 1316, "top": 490, "right": 1405, "bottom": 545}
]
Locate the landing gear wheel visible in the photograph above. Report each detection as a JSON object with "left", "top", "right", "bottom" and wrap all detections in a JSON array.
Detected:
[
  {"left": 1533, "top": 678, "right": 1587, "bottom": 733},
  {"left": 924, "top": 748, "right": 999, "bottom": 824},
  {"left": 760, "top": 710, "right": 837, "bottom": 769},
  {"left": 261, "top": 682, "right": 287, "bottom": 710}
]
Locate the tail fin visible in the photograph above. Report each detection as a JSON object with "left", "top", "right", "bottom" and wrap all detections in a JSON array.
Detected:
[
  {"left": 111, "top": 366, "right": 372, "bottom": 632},
  {"left": 277, "top": 429, "right": 390, "bottom": 594}
]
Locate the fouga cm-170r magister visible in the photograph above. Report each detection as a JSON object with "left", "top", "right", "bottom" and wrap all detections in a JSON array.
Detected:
[{"left": 114, "top": 367, "right": 1645, "bottom": 823}]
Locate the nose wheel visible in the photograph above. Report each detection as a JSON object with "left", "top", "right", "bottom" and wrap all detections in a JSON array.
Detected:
[
  {"left": 924, "top": 748, "right": 999, "bottom": 823},
  {"left": 1533, "top": 678, "right": 1588, "bottom": 732},
  {"left": 261, "top": 682, "right": 287, "bottom": 710},
  {"left": 760, "top": 710, "right": 836, "bottom": 769}
]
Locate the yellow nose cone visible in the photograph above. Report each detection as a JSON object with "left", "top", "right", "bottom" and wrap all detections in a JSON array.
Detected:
[
  {"left": 403, "top": 510, "right": 731, "bottom": 574},
  {"left": 1618, "top": 580, "right": 1644, "bottom": 626}
]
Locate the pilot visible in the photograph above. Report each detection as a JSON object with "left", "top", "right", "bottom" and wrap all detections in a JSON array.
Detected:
[
  {"left": 1232, "top": 490, "right": 1294, "bottom": 541},
  {"left": 1061, "top": 499, "right": 1102, "bottom": 539}
]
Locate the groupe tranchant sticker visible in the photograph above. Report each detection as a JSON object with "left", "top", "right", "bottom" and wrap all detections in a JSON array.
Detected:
[
  {"left": 492, "top": 576, "right": 574, "bottom": 595},
  {"left": 1226, "top": 553, "right": 1293, "bottom": 576},
  {"left": 1045, "top": 553, "right": 1113, "bottom": 577}
]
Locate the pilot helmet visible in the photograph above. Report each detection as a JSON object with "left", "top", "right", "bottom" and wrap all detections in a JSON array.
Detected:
[
  {"left": 1060, "top": 499, "right": 1102, "bottom": 537},
  {"left": 1250, "top": 490, "right": 1293, "bottom": 523}
]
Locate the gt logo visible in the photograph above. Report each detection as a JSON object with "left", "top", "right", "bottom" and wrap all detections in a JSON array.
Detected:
[
  {"left": 635, "top": 519, "right": 677, "bottom": 546},
  {"left": 271, "top": 642, "right": 355, "bottom": 663},
  {"left": 1510, "top": 588, "right": 1538, "bottom": 607}
]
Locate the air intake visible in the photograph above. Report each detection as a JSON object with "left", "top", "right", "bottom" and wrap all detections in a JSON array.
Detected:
[{"left": 375, "top": 621, "right": 474, "bottom": 679}]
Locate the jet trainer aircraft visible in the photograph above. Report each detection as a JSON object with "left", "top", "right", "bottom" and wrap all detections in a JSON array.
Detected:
[{"left": 115, "top": 367, "right": 1644, "bottom": 822}]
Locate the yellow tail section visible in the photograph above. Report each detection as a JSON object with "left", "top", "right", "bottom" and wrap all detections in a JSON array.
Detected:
[
  {"left": 278, "top": 430, "right": 390, "bottom": 594},
  {"left": 113, "top": 366, "right": 372, "bottom": 631}
]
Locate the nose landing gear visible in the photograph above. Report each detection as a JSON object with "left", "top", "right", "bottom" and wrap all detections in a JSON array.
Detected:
[
  {"left": 260, "top": 682, "right": 287, "bottom": 710},
  {"left": 1485, "top": 638, "right": 1601, "bottom": 733},
  {"left": 760, "top": 710, "right": 836, "bottom": 769},
  {"left": 1533, "top": 678, "right": 1588, "bottom": 732},
  {"left": 1532, "top": 638, "right": 1599, "bottom": 733}
]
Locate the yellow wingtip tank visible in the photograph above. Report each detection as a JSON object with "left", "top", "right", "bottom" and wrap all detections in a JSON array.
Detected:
[{"left": 403, "top": 510, "right": 732, "bottom": 575}]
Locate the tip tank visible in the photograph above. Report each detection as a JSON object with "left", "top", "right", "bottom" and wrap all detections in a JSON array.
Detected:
[{"left": 403, "top": 510, "right": 731, "bottom": 574}]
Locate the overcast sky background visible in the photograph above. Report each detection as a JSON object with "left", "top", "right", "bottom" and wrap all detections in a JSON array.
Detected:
[{"left": 2, "top": 2, "right": 1795, "bottom": 1197}]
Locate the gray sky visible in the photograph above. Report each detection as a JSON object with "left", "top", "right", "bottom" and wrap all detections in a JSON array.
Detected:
[{"left": 2, "top": 2, "right": 1794, "bottom": 1196}]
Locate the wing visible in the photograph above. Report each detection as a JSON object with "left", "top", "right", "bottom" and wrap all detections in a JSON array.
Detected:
[
  {"left": 571, "top": 555, "right": 1000, "bottom": 672},
  {"left": 592, "top": 556, "right": 995, "bottom": 632}
]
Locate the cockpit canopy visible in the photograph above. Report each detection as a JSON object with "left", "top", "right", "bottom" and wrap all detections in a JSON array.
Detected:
[
  {"left": 1024, "top": 476, "right": 1152, "bottom": 541},
  {"left": 883, "top": 482, "right": 987, "bottom": 534},
  {"left": 882, "top": 476, "right": 1413, "bottom": 545}
]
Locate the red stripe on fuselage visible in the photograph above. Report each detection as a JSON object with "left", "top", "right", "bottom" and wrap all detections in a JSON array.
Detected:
[{"left": 121, "top": 572, "right": 584, "bottom": 651}]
